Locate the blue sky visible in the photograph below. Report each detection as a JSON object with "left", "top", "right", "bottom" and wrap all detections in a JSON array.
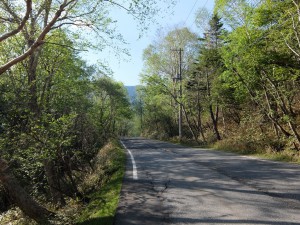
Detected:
[{"left": 83, "top": 0, "right": 214, "bottom": 86}]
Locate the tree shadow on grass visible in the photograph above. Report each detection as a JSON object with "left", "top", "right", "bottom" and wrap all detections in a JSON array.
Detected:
[{"left": 76, "top": 216, "right": 114, "bottom": 225}]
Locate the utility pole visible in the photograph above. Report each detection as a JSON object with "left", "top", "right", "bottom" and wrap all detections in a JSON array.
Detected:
[
  {"left": 172, "top": 48, "right": 183, "bottom": 141},
  {"left": 140, "top": 99, "right": 143, "bottom": 131},
  {"left": 178, "top": 48, "right": 183, "bottom": 141}
]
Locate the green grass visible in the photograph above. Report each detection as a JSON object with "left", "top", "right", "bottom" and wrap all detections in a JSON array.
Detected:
[
  {"left": 253, "top": 151, "right": 300, "bottom": 163},
  {"left": 75, "top": 143, "right": 126, "bottom": 225}
]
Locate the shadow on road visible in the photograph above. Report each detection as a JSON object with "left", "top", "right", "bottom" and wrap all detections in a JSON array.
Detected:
[{"left": 116, "top": 138, "right": 300, "bottom": 225}]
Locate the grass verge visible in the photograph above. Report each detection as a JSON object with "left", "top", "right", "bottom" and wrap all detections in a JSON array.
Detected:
[
  {"left": 168, "top": 137, "right": 300, "bottom": 164},
  {"left": 212, "top": 139, "right": 300, "bottom": 164},
  {"left": 253, "top": 150, "right": 300, "bottom": 163},
  {"left": 75, "top": 140, "right": 126, "bottom": 225}
]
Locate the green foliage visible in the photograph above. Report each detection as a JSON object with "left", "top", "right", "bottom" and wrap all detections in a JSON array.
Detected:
[
  {"left": 137, "top": 78, "right": 177, "bottom": 138},
  {"left": 217, "top": 0, "right": 300, "bottom": 146},
  {"left": 0, "top": 0, "right": 179, "bottom": 222},
  {"left": 0, "top": 140, "right": 127, "bottom": 224},
  {"left": 88, "top": 76, "right": 133, "bottom": 139},
  {"left": 138, "top": 26, "right": 200, "bottom": 139},
  {"left": 138, "top": 0, "right": 300, "bottom": 154},
  {"left": 0, "top": 26, "right": 133, "bottom": 218}
]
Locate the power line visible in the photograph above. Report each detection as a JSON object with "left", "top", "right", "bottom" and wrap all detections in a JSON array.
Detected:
[
  {"left": 203, "top": 0, "right": 209, "bottom": 9},
  {"left": 185, "top": 0, "right": 209, "bottom": 28},
  {"left": 184, "top": 0, "right": 200, "bottom": 25}
]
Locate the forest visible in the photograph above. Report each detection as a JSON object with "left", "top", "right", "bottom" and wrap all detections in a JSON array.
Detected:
[
  {"left": 0, "top": 0, "right": 173, "bottom": 224},
  {"left": 135, "top": 0, "right": 300, "bottom": 159},
  {"left": 1, "top": 0, "right": 300, "bottom": 224}
]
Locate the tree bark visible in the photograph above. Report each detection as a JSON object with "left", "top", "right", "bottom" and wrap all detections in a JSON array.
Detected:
[
  {"left": 263, "top": 87, "right": 280, "bottom": 138},
  {"left": 0, "top": 158, "right": 53, "bottom": 223},
  {"left": 206, "top": 70, "right": 221, "bottom": 141},
  {"left": 196, "top": 88, "right": 206, "bottom": 142},
  {"left": 44, "top": 159, "right": 66, "bottom": 206},
  {"left": 221, "top": 107, "right": 227, "bottom": 137},
  {"left": 0, "top": 0, "right": 32, "bottom": 42},
  {"left": 27, "top": 50, "right": 40, "bottom": 115},
  {"left": 232, "top": 68, "right": 292, "bottom": 138},
  {"left": 263, "top": 71, "right": 300, "bottom": 147},
  {"left": 0, "top": 0, "right": 72, "bottom": 75},
  {"left": 182, "top": 105, "right": 200, "bottom": 144},
  {"left": 288, "top": 121, "right": 300, "bottom": 149},
  {"left": 209, "top": 104, "right": 222, "bottom": 140}
]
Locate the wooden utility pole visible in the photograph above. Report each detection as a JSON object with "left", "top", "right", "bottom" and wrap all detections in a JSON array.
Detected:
[
  {"left": 178, "top": 48, "right": 183, "bottom": 140},
  {"left": 172, "top": 48, "right": 183, "bottom": 141}
]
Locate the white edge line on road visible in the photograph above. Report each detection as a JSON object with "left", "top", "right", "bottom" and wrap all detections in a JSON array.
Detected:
[{"left": 120, "top": 141, "right": 138, "bottom": 180}]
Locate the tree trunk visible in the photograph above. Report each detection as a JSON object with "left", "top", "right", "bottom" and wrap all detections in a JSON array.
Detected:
[
  {"left": 263, "top": 72, "right": 300, "bottom": 147},
  {"left": 44, "top": 159, "right": 66, "bottom": 206},
  {"left": 206, "top": 69, "right": 221, "bottom": 141},
  {"left": 196, "top": 88, "right": 206, "bottom": 142},
  {"left": 27, "top": 50, "right": 40, "bottom": 115},
  {"left": 263, "top": 87, "right": 280, "bottom": 138},
  {"left": 182, "top": 105, "right": 200, "bottom": 144},
  {"left": 233, "top": 68, "right": 292, "bottom": 139},
  {"left": 288, "top": 121, "right": 300, "bottom": 149},
  {"left": 0, "top": 158, "right": 53, "bottom": 223},
  {"left": 209, "top": 104, "right": 221, "bottom": 140},
  {"left": 221, "top": 107, "right": 227, "bottom": 137}
]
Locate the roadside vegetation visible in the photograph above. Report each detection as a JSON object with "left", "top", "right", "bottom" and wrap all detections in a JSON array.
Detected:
[
  {"left": 0, "top": 0, "right": 177, "bottom": 224},
  {"left": 75, "top": 140, "right": 125, "bottom": 225},
  {"left": 0, "top": 140, "right": 125, "bottom": 225},
  {"left": 1, "top": 0, "right": 300, "bottom": 223},
  {"left": 132, "top": 0, "right": 300, "bottom": 163}
]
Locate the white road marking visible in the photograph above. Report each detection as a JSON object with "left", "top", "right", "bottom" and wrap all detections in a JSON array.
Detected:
[{"left": 120, "top": 141, "right": 138, "bottom": 180}]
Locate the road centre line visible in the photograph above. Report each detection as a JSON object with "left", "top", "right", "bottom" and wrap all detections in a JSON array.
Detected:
[{"left": 120, "top": 141, "right": 138, "bottom": 180}]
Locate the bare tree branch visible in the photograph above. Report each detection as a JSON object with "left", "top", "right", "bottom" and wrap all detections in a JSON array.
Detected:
[
  {"left": 0, "top": 0, "right": 32, "bottom": 42},
  {"left": 105, "top": 0, "right": 139, "bottom": 20},
  {"left": 282, "top": 32, "right": 300, "bottom": 57},
  {"left": 0, "top": 16, "right": 15, "bottom": 22},
  {"left": 0, "top": 0, "right": 73, "bottom": 75},
  {"left": 44, "top": 41, "right": 88, "bottom": 51},
  {"left": 292, "top": 0, "right": 300, "bottom": 22}
]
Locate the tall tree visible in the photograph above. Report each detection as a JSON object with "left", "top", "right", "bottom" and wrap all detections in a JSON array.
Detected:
[
  {"left": 0, "top": 0, "right": 177, "bottom": 74},
  {"left": 0, "top": 1, "right": 178, "bottom": 222},
  {"left": 140, "top": 26, "right": 200, "bottom": 140},
  {"left": 190, "top": 14, "right": 225, "bottom": 141},
  {"left": 215, "top": 0, "right": 300, "bottom": 148}
]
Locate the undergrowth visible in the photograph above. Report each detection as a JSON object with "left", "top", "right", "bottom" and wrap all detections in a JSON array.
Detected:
[
  {"left": 212, "top": 138, "right": 300, "bottom": 163},
  {"left": 75, "top": 140, "right": 125, "bottom": 225},
  {"left": 0, "top": 140, "right": 126, "bottom": 225},
  {"left": 167, "top": 132, "right": 300, "bottom": 164}
]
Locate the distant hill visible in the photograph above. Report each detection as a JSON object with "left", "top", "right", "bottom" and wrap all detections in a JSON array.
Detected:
[{"left": 125, "top": 86, "right": 136, "bottom": 102}]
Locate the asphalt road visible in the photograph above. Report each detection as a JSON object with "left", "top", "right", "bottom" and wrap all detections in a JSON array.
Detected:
[{"left": 114, "top": 137, "right": 300, "bottom": 225}]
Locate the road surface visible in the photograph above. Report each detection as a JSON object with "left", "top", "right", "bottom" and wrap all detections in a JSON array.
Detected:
[{"left": 114, "top": 137, "right": 300, "bottom": 225}]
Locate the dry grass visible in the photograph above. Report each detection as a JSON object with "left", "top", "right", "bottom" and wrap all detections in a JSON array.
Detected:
[{"left": 212, "top": 137, "right": 300, "bottom": 163}]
